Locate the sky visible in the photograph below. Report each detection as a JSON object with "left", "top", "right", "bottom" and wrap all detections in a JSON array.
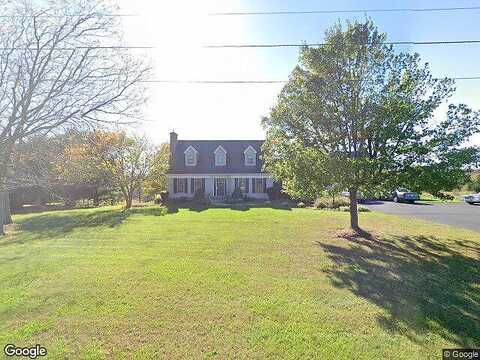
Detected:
[{"left": 116, "top": 0, "right": 480, "bottom": 145}]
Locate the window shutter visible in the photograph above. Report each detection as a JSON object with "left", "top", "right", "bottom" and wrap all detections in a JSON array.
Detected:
[
  {"left": 184, "top": 178, "right": 188, "bottom": 193},
  {"left": 173, "top": 178, "right": 177, "bottom": 193},
  {"left": 251, "top": 178, "right": 255, "bottom": 193},
  {"left": 245, "top": 178, "right": 249, "bottom": 193},
  {"left": 191, "top": 178, "right": 194, "bottom": 193},
  {"left": 234, "top": 178, "right": 238, "bottom": 189},
  {"left": 202, "top": 178, "right": 205, "bottom": 192},
  {"left": 263, "top": 178, "right": 267, "bottom": 193}
]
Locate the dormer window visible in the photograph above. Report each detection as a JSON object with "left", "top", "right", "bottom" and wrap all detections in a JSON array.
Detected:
[
  {"left": 184, "top": 146, "right": 198, "bottom": 166},
  {"left": 214, "top": 145, "right": 227, "bottom": 166},
  {"left": 244, "top": 145, "right": 257, "bottom": 166}
]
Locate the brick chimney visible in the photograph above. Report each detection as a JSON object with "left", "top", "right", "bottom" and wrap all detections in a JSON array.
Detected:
[{"left": 169, "top": 131, "right": 178, "bottom": 168}]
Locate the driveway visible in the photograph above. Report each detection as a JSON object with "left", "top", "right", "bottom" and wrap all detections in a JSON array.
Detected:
[{"left": 364, "top": 201, "right": 480, "bottom": 232}]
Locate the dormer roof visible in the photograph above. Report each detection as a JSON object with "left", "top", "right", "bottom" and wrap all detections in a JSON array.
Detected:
[
  {"left": 243, "top": 145, "right": 257, "bottom": 154},
  {"left": 169, "top": 140, "right": 264, "bottom": 174},
  {"left": 184, "top": 145, "right": 199, "bottom": 154},
  {"left": 214, "top": 145, "right": 227, "bottom": 154}
]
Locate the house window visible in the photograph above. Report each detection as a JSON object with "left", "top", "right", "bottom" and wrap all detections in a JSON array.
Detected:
[
  {"left": 245, "top": 154, "right": 255, "bottom": 166},
  {"left": 184, "top": 146, "right": 198, "bottom": 166},
  {"left": 193, "top": 178, "right": 203, "bottom": 193},
  {"left": 214, "top": 146, "right": 227, "bottom": 166},
  {"left": 254, "top": 178, "right": 265, "bottom": 193},
  {"left": 244, "top": 146, "right": 257, "bottom": 166},
  {"left": 235, "top": 178, "right": 248, "bottom": 193},
  {"left": 175, "top": 178, "right": 186, "bottom": 193}
]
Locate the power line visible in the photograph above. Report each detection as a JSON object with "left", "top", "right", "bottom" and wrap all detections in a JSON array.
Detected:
[
  {"left": 204, "top": 40, "right": 480, "bottom": 48},
  {"left": 4, "top": 5, "right": 480, "bottom": 18},
  {"left": 140, "top": 80, "right": 285, "bottom": 84},
  {"left": 209, "top": 6, "right": 480, "bottom": 16},
  {"left": 137, "top": 77, "right": 480, "bottom": 84},
  {"left": 2, "top": 39, "right": 480, "bottom": 51}
]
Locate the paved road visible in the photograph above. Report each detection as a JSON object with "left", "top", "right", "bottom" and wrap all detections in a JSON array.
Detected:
[{"left": 364, "top": 201, "right": 480, "bottom": 232}]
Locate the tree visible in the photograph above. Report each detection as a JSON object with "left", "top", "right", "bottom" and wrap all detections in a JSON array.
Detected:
[
  {"left": 144, "top": 143, "right": 170, "bottom": 198},
  {"left": 0, "top": 0, "right": 149, "bottom": 234},
  {"left": 467, "top": 172, "right": 480, "bottom": 193},
  {"left": 262, "top": 20, "right": 479, "bottom": 232},
  {"left": 69, "top": 131, "right": 153, "bottom": 209},
  {"left": 58, "top": 131, "right": 112, "bottom": 204}
]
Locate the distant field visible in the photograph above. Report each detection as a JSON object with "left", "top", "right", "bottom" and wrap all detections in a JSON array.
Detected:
[{"left": 1, "top": 206, "right": 479, "bottom": 359}]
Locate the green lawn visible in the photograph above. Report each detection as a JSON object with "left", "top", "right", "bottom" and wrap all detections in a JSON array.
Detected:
[{"left": 1, "top": 206, "right": 479, "bottom": 359}]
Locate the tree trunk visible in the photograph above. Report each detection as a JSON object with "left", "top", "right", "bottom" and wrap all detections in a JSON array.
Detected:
[
  {"left": 0, "top": 199, "right": 5, "bottom": 236},
  {"left": 349, "top": 189, "right": 359, "bottom": 231},
  {"left": 125, "top": 191, "right": 133, "bottom": 209},
  {"left": 5, "top": 193, "right": 12, "bottom": 224},
  {"left": 0, "top": 191, "right": 11, "bottom": 223},
  {"left": 93, "top": 187, "right": 99, "bottom": 207},
  {"left": 0, "top": 191, "right": 12, "bottom": 235}
]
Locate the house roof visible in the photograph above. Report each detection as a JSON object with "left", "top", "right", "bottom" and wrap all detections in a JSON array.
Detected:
[{"left": 169, "top": 139, "right": 265, "bottom": 174}]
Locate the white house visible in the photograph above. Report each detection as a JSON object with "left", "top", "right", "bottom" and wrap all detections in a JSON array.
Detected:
[{"left": 167, "top": 132, "right": 273, "bottom": 200}]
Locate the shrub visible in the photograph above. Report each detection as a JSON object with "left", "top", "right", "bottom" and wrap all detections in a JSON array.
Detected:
[
  {"left": 160, "top": 191, "right": 169, "bottom": 203},
  {"left": 314, "top": 196, "right": 349, "bottom": 209},
  {"left": 314, "top": 197, "right": 328, "bottom": 209},
  {"left": 436, "top": 192, "right": 455, "bottom": 201},
  {"left": 193, "top": 189, "right": 205, "bottom": 201},
  {"left": 193, "top": 189, "right": 211, "bottom": 207},
  {"left": 131, "top": 202, "right": 149, "bottom": 208},
  {"left": 297, "top": 202, "right": 306, "bottom": 208},
  {"left": 231, "top": 187, "right": 243, "bottom": 200},
  {"left": 266, "top": 186, "right": 281, "bottom": 200}
]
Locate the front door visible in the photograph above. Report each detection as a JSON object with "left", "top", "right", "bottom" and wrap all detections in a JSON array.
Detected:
[{"left": 214, "top": 178, "right": 226, "bottom": 198}]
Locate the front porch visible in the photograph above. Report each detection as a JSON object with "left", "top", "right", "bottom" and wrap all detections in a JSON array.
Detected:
[{"left": 167, "top": 174, "right": 273, "bottom": 201}]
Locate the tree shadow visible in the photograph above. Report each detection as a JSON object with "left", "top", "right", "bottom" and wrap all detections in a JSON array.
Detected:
[
  {"left": 4, "top": 207, "right": 167, "bottom": 246},
  {"left": 165, "top": 200, "right": 293, "bottom": 213},
  {"left": 316, "top": 233, "right": 480, "bottom": 347}
]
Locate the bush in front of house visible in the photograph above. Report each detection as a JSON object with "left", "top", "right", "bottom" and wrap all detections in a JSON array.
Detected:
[
  {"left": 297, "top": 202, "right": 306, "bottom": 208},
  {"left": 193, "top": 188, "right": 205, "bottom": 201},
  {"left": 193, "top": 189, "right": 211, "bottom": 207},
  {"left": 231, "top": 187, "right": 243, "bottom": 200},
  {"left": 160, "top": 191, "right": 169, "bottom": 203},
  {"left": 266, "top": 186, "right": 281, "bottom": 200},
  {"left": 314, "top": 196, "right": 350, "bottom": 209}
]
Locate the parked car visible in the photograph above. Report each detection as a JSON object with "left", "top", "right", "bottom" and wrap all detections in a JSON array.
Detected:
[
  {"left": 391, "top": 188, "right": 420, "bottom": 203},
  {"left": 464, "top": 193, "right": 480, "bottom": 205}
]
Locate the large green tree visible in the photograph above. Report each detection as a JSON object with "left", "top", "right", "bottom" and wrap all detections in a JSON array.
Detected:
[{"left": 262, "top": 20, "right": 479, "bottom": 231}]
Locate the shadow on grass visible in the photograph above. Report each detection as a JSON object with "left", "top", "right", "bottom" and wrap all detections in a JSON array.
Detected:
[
  {"left": 316, "top": 234, "right": 480, "bottom": 347},
  {"left": 4, "top": 207, "right": 167, "bottom": 246},
  {"left": 11, "top": 204, "right": 95, "bottom": 215},
  {"left": 166, "top": 201, "right": 293, "bottom": 213}
]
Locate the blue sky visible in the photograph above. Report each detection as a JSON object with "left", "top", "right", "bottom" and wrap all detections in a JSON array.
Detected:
[{"left": 117, "top": 0, "right": 480, "bottom": 145}]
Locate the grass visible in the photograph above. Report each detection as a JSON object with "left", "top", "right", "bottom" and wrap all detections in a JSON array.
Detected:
[{"left": 0, "top": 206, "right": 479, "bottom": 359}]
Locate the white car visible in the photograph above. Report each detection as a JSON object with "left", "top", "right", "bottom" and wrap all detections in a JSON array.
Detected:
[{"left": 464, "top": 193, "right": 480, "bottom": 205}]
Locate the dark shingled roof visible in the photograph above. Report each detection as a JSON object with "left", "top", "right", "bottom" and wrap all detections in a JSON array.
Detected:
[{"left": 168, "top": 140, "right": 266, "bottom": 174}]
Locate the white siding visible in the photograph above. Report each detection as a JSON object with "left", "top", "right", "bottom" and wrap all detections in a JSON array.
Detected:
[{"left": 167, "top": 174, "right": 272, "bottom": 200}]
